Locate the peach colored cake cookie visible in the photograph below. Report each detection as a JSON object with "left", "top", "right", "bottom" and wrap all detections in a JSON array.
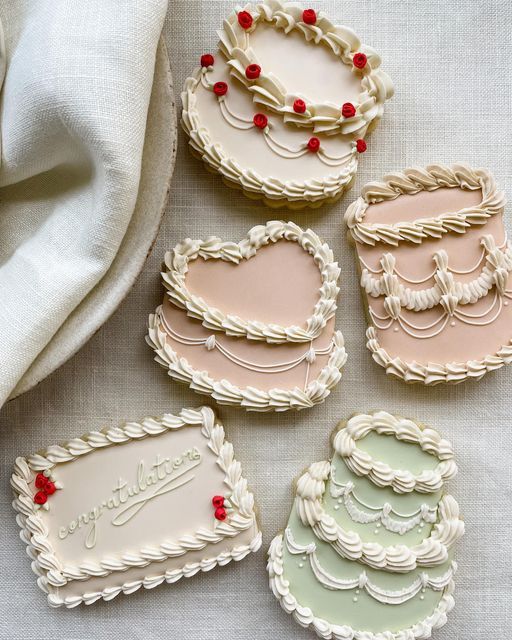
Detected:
[{"left": 344, "top": 163, "right": 512, "bottom": 384}]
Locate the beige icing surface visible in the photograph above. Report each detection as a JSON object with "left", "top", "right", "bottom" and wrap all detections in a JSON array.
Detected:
[{"left": 185, "top": 240, "right": 322, "bottom": 325}]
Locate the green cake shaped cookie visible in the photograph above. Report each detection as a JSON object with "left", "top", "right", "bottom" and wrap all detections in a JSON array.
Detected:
[{"left": 267, "top": 411, "right": 464, "bottom": 639}]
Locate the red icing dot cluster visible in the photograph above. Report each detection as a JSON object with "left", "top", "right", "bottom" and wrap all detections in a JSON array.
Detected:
[
  {"left": 200, "top": 53, "right": 214, "bottom": 68},
  {"left": 356, "top": 139, "right": 367, "bottom": 153},
  {"left": 212, "top": 495, "right": 227, "bottom": 520},
  {"left": 245, "top": 64, "right": 261, "bottom": 80},
  {"left": 253, "top": 113, "right": 268, "bottom": 129},
  {"left": 353, "top": 52, "right": 368, "bottom": 69},
  {"left": 302, "top": 9, "right": 317, "bottom": 24},
  {"left": 307, "top": 137, "right": 321, "bottom": 153},
  {"left": 293, "top": 99, "right": 307, "bottom": 114},
  {"left": 33, "top": 472, "right": 57, "bottom": 505},
  {"left": 342, "top": 102, "right": 356, "bottom": 118},
  {"left": 213, "top": 81, "right": 228, "bottom": 97},
  {"left": 237, "top": 11, "right": 253, "bottom": 29}
]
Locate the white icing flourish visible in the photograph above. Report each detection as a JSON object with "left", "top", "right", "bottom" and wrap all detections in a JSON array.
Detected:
[
  {"left": 181, "top": 69, "right": 359, "bottom": 205},
  {"left": 344, "top": 164, "right": 505, "bottom": 246},
  {"left": 294, "top": 461, "right": 464, "bottom": 572},
  {"left": 219, "top": 0, "right": 393, "bottom": 135},
  {"left": 147, "top": 307, "right": 348, "bottom": 412},
  {"left": 162, "top": 220, "right": 341, "bottom": 344},
  {"left": 329, "top": 476, "right": 437, "bottom": 535},
  {"left": 333, "top": 411, "right": 457, "bottom": 494},
  {"left": 10, "top": 407, "right": 260, "bottom": 604},
  {"left": 268, "top": 533, "right": 456, "bottom": 639},
  {"left": 284, "top": 527, "right": 456, "bottom": 604},
  {"left": 366, "top": 325, "right": 512, "bottom": 385}
]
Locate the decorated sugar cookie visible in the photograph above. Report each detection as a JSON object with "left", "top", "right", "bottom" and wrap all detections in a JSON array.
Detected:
[
  {"left": 344, "top": 163, "right": 512, "bottom": 384},
  {"left": 182, "top": 1, "right": 393, "bottom": 208},
  {"left": 11, "top": 407, "right": 261, "bottom": 607},
  {"left": 147, "top": 221, "right": 347, "bottom": 412},
  {"left": 268, "top": 411, "right": 464, "bottom": 639}
]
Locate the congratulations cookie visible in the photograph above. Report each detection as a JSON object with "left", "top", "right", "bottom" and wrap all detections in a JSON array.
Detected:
[
  {"left": 345, "top": 163, "right": 512, "bottom": 384},
  {"left": 268, "top": 411, "right": 464, "bottom": 639},
  {"left": 147, "top": 221, "right": 347, "bottom": 411},
  {"left": 11, "top": 407, "right": 261, "bottom": 607},
  {"left": 182, "top": 1, "right": 393, "bottom": 208}
]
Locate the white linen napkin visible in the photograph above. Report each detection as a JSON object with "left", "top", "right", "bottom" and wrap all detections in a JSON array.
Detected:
[{"left": 0, "top": 0, "right": 168, "bottom": 406}]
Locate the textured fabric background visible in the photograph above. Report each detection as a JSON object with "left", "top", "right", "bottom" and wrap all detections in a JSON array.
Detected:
[{"left": 1, "top": 1, "right": 511, "bottom": 638}]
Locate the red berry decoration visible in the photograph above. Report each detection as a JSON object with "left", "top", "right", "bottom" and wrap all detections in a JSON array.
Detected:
[
  {"left": 213, "top": 81, "right": 228, "bottom": 97},
  {"left": 212, "top": 495, "right": 225, "bottom": 508},
  {"left": 200, "top": 53, "right": 214, "bottom": 68},
  {"left": 302, "top": 9, "right": 317, "bottom": 24},
  {"left": 342, "top": 102, "right": 356, "bottom": 118},
  {"left": 238, "top": 10, "right": 253, "bottom": 29},
  {"left": 35, "top": 473, "right": 47, "bottom": 489},
  {"left": 44, "top": 480, "right": 57, "bottom": 495},
  {"left": 353, "top": 52, "right": 368, "bottom": 69},
  {"left": 245, "top": 64, "right": 261, "bottom": 80},
  {"left": 34, "top": 491, "right": 48, "bottom": 505},
  {"left": 253, "top": 113, "right": 268, "bottom": 129},
  {"left": 356, "top": 139, "right": 367, "bottom": 153},
  {"left": 293, "top": 99, "right": 307, "bottom": 114},
  {"left": 307, "top": 137, "right": 321, "bottom": 153},
  {"left": 214, "top": 506, "right": 227, "bottom": 521}
]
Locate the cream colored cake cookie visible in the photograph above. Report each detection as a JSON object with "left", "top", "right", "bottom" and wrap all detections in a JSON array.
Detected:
[
  {"left": 182, "top": 1, "right": 393, "bottom": 208},
  {"left": 268, "top": 411, "right": 464, "bottom": 639},
  {"left": 344, "top": 163, "right": 512, "bottom": 384},
  {"left": 11, "top": 407, "right": 261, "bottom": 607},
  {"left": 147, "top": 221, "right": 347, "bottom": 412}
]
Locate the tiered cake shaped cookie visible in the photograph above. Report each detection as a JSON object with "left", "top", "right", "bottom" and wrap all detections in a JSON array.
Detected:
[
  {"left": 182, "top": 1, "right": 393, "bottom": 208},
  {"left": 11, "top": 407, "right": 261, "bottom": 607},
  {"left": 147, "top": 221, "right": 347, "bottom": 411},
  {"left": 268, "top": 411, "right": 464, "bottom": 639},
  {"left": 345, "top": 163, "right": 512, "bottom": 384}
]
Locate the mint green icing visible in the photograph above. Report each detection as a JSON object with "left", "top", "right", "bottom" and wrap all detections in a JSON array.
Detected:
[{"left": 356, "top": 432, "right": 439, "bottom": 474}]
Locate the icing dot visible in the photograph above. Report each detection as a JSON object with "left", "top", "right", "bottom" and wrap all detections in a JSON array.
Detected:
[
  {"left": 307, "top": 137, "right": 320, "bottom": 153},
  {"left": 302, "top": 8, "right": 317, "bottom": 24},
  {"left": 200, "top": 54, "right": 214, "bottom": 68},
  {"left": 337, "top": 498, "right": 342, "bottom": 504},
  {"left": 302, "top": 556, "right": 307, "bottom": 561},
  {"left": 393, "top": 327, "right": 399, "bottom": 332},
  {"left": 213, "top": 81, "right": 228, "bottom": 97},
  {"left": 353, "top": 52, "right": 368, "bottom": 69},
  {"left": 334, "top": 505, "right": 340, "bottom": 511},
  {"left": 422, "top": 588, "right": 426, "bottom": 593},
  {"left": 253, "top": 113, "right": 268, "bottom": 129},
  {"left": 420, "top": 595, "right": 425, "bottom": 600},
  {"left": 374, "top": 529, "right": 379, "bottom": 535},
  {"left": 353, "top": 597, "right": 358, "bottom": 603},
  {"left": 450, "top": 321, "right": 456, "bottom": 327},
  {"left": 245, "top": 64, "right": 261, "bottom": 80},
  {"left": 237, "top": 10, "right": 253, "bottom": 29},
  {"left": 505, "top": 301, "right": 509, "bottom": 306},
  {"left": 298, "top": 562, "right": 304, "bottom": 568},
  {"left": 355, "top": 590, "right": 360, "bottom": 595},
  {"left": 376, "top": 523, "right": 381, "bottom": 528},
  {"left": 293, "top": 98, "right": 307, "bottom": 114},
  {"left": 342, "top": 102, "right": 356, "bottom": 118},
  {"left": 355, "top": 139, "right": 367, "bottom": 153}
]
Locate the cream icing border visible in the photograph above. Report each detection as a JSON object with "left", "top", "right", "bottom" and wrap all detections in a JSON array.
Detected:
[
  {"left": 267, "top": 533, "right": 456, "bottom": 640},
  {"left": 333, "top": 411, "right": 457, "bottom": 494},
  {"left": 295, "top": 461, "right": 464, "bottom": 572},
  {"left": 219, "top": 0, "right": 393, "bottom": 136},
  {"left": 11, "top": 407, "right": 261, "bottom": 606},
  {"left": 163, "top": 220, "right": 340, "bottom": 343},
  {"left": 344, "top": 163, "right": 506, "bottom": 246},
  {"left": 181, "top": 69, "right": 358, "bottom": 205},
  {"left": 147, "top": 307, "right": 347, "bottom": 412}
]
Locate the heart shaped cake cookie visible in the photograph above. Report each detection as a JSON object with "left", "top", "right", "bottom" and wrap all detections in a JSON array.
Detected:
[
  {"left": 267, "top": 411, "right": 464, "bottom": 639},
  {"left": 147, "top": 221, "right": 347, "bottom": 411},
  {"left": 344, "top": 163, "right": 512, "bottom": 384},
  {"left": 182, "top": 1, "right": 393, "bottom": 208}
]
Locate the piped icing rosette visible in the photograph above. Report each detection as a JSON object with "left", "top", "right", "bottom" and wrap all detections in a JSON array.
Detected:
[
  {"left": 182, "top": 1, "right": 393, "bottom": 208},
  {"left": 267, "top": 411, "right": 464, "bottom": 639},
  {"left": 147, "top": 221, "right": 347, "bottom": 412},
  {"left": 344, "top": 163, "right": 512, "bottom": 384}
]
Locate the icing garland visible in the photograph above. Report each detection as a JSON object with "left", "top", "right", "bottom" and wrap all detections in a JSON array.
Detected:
[
  {"left": 333, "top": 412, "right": 457, "bottom": 494},
  {"left": 11, "top": 407, "right": 259, "bottom": 596},
  {"left": 344, "top": 164, "right": 506, "bottom": 246},
  {"left": 329, "top": 476, "right": 437, "bottom": 535},
  {"left": 268, "top": 534, "right": 456, "bottom": 640},
  {"left": 181, "top": 71, "right": 359, "bottom": 205},
  {"left": 284, "top": 528, "right": 456, "bottom": 604},
  {"left": 294, "top": 461, "right": 464, "bottom": 572},
  {"left": 366, "top": 325, "right": 512, "bottom": 384},
  {"left": 147, "top": 307, "right": 347, "bottom": 412},
  {"left": 361, "top": 236, "right": 512, "bottom": 312},
  {"left": 219, "top": 0, "right": 393, "bottom": 135},
  {"left": 162, "top": 221, "right": 341, "bottom": 344}
]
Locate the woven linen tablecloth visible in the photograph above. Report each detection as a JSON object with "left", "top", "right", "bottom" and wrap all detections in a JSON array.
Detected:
[{"left": 1, "top": 1, "right": 511, "bottom": 638}]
